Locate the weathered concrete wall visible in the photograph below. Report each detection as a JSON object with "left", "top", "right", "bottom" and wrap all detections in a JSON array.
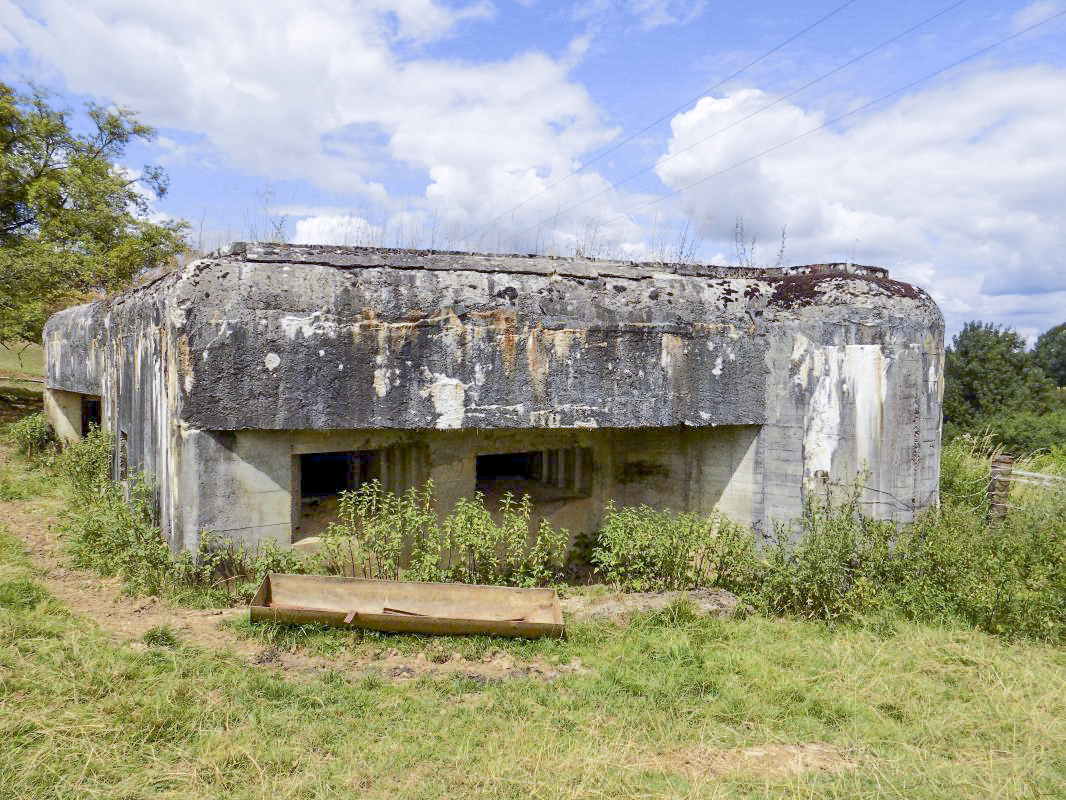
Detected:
[
  {"left": 171, "top": 425, "right": 764, "bottom": 551},
  {"left": 43, "top": 388, "right": 83, "bottom": 444},
  {"left": 170, "top": 246, "right": 767, "bottom": 431},
  {"left": 44, "top": 284, "right": 180, "bottom": 544},
  {"left": 43, "top": 244, "right": 943, "bottom": 551}
]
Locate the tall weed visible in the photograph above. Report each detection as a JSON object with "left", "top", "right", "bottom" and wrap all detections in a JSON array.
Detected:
[
  {"left": 761, "top": 476, "right": 895, "bottom": 621},
  {"left": 592, "top": 503, "right": 758, "bottom": 592},
  {"left": 4, "top": 412, "right": 55, "bottom": 459},
  {"left": 323, "top": 480, "right": 568, "bottom": 586}
]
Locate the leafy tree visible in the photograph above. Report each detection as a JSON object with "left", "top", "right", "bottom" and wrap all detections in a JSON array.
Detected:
[
  {"left": 1033, "top": 322, "right": 1066, "bottom": 387},
  {"left": 1, "top": 82, "right": 186, "bottom": 346},
  {"left": 943, "top": 322, "right": 1054, "bottom": 434}
]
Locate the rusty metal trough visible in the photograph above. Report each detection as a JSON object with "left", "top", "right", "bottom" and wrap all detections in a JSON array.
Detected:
[{"left": 250, "top": 573, "right": 565, "bottom": 638}]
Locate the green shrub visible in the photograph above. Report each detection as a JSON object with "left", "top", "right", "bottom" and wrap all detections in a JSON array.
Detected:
[
  {"left": 323, "top": 480, "right": 568, "bottom": 587},
  {"left": 751, "top": 461, "right": 1066, "bottom": 641},
  {"left": 760, "top": 475, "right": 895, "bottom": 621},
  {"left": 5, "top": 412, "right": 55, "bottom": 459},
  {"left": 175, "top": 532, "right": 314, "bottom": 601},
  {"left": 984, "top": 409, "right": 1066, "bottom": 455},
  {"left": 591, "top": 503, "right": 758, "bottom": 592},
  {"left": 890, "top": 492, "right": 1066, "bottom": 640},
  {"left": 56, "top": 424, "right": 112, "bottom": 501},
  {"left": 64, "top": 472, "right": 174, "bottom": 597}
]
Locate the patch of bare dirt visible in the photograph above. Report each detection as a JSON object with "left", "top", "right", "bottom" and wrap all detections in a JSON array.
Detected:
[
  {"left": 244, "top": 643, "right": 588, "bottom": 684},
  {"left": 1, "top": 492, "right": 251, "bottom": 654},
  {"left": 671, "top": 742, "right": 854, "bottom": 779},
  {"left": 561, "top": 587, "right": 750, "bottom": 623}
]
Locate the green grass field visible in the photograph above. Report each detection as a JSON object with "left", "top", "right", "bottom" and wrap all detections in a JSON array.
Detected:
[
  {"left": 2, "top": 484, "right": 1065, "bottom": 798},
  {"left": 0, "top": 341, "right": 44, "bottom": 379}
]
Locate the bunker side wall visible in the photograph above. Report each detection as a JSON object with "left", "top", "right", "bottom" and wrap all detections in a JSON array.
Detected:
[
  {"left": 759, "top": 310, "right": 944, "bottom": 533},
  {"left": 44, "top": 296, "right": 185, "bottom": 552}
]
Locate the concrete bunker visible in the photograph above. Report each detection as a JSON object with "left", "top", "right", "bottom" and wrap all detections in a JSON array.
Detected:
[{"left": 42, "top": 244, "right": 944, "bottom": 554}]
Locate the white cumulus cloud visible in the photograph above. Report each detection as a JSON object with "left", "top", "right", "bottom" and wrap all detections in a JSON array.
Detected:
[{"left": 654, "top": 66, "right": 1066, "bottom": 337}]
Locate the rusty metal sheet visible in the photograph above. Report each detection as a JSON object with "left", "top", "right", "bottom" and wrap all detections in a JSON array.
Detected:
[{"left": 250, "top": 573, "right": 564, "bottom": 639}]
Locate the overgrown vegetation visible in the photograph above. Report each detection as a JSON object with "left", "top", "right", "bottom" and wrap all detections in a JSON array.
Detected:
[
  {"left": 5, "top": 409, "right": 1065, "bottom": 644},
  {"left": 2, "top": 395, "right": 1066, "bottom": 796},
  {"left": 593, "top": 441, "right": 1066, "bottom": 642},
  {"left": 322, "top": 480, "right": 568, "bottom": 587},
  {"left": 51, "top": 428, "right": 569, "bottom": 600},
  {"left": 5, "top": 410, "right": 54, "bottom": 458},
  {"left": 592, "top": 503, "right": 757, "bottom": 593},
  {"left": 3, "top": 518, "right": 1066, "bottom": 798}
]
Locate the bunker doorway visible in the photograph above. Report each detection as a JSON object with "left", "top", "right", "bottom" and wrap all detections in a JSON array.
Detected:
[
  {"left": 81, "top": 395, "right": 102, "bottom": 433},
  {"left": 475, "top": 447, "right": 593, "bottom": 509},
  {"left": 292, "top": 446, "right": 425, "bottom": 542}
]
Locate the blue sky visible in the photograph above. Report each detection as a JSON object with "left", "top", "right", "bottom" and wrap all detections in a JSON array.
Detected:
[{"left": 2, "top": 0, "right": 1065, "bottom": 341}]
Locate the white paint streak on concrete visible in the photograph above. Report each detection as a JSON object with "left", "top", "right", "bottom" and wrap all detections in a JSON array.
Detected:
[
  {"left": 468, "top": 403, "right": 526, "bottom": 414},
  {"left": 790, "top": 334, "right": 812, "bottom": 388},
  {"left": 711, "top": 355, "right": 724, "bottom": 377},
  {"left": 844, "top": 345, "right": 888, "bottom": 472},
  {"left": 279, "top": 313, "right": 339, "bottom": 340},
  {"left": 421, "top": 375, "right": 466, "bottom": 428},
  {"left": 264, "top": 353, "right": 281, "bottom": 371},
  {"left": 373, "top": 368, "right": 388, "bottom": 398},
  {"left": 659, "top": 333, "right": 682, "bottom": 374},
  {"left": 804, "top": 347, "right": 842, "bottom": 475},
  {"left": 552, "top": 330, "right": 572, "bottom": 361}
]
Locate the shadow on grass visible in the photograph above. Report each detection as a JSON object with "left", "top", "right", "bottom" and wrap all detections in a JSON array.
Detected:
[{"left": 0, "top": 381, "right": 43, "bottom": 426}]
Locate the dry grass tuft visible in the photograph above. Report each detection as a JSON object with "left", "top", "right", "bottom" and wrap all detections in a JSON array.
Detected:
[{"left": 670, "top": 741, "right": 854, "bottom": 779}]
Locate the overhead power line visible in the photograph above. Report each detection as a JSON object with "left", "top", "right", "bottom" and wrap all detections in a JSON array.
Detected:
[
  {"left": 599, "top": 8, "right": 1066, "bottom": 232},
  {"left": 460, "top": 0, "right": 860, "bottom": 242},
  {"left": 501, "top": 0, "right": 971, "bottom": 248}
]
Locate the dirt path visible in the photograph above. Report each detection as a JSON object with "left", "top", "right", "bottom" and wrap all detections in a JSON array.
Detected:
[
  {"left": 3, "top": 492, "right": 251, "bottom": 651},
  {"left": 1, "top": 455, "right": 592, "bottom": 682},
  {"left": 2, "top": 444, "right": 740, "bottom": 683}
]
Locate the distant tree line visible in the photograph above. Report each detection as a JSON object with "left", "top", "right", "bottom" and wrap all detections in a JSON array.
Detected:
[{"left": 944, "top": 321, "right": 1066, "bottom": 454}]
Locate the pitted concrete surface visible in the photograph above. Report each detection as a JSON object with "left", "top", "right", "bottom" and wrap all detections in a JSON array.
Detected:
[{"left": 44, "top": 244, "right": 944, "bottom": 552}]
